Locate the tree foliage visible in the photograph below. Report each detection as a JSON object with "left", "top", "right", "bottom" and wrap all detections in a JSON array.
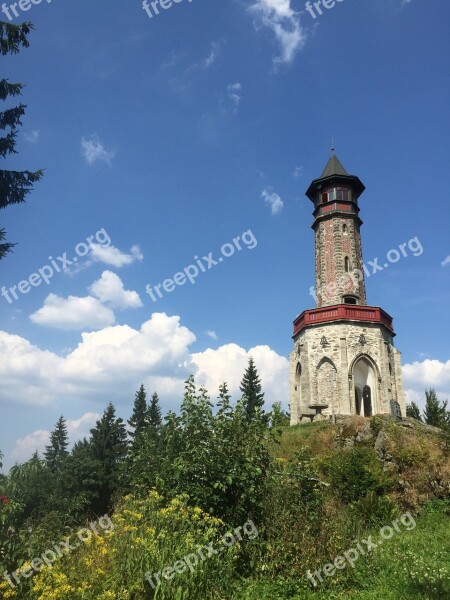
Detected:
[
  {"left": 0, "top": 20, "right": 43, "bottom": 258},
  {"left": 240, "top": 357, "right": 266, "bottom": 423},
  {"left": 44, "top": 416, "right": 69, "bottom": 471},
  {"left": 406, "top": 401, "right": 422, "bottom": 421},
  {"left": 423, "top": 388, "right": 449, "bottom": 429}
]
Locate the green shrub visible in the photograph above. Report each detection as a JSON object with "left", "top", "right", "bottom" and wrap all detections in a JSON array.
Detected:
[
  {"left": 28, "top": 491, "right": 239, "bottom": 600},
  {"left": 320, "top": 447, "right": 389, "bottom": 503},
  {"left": 350, "top": 492, "right": 398, "bottom": 528}
]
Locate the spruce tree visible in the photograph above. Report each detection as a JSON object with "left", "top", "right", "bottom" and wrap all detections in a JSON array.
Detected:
[
  {"left": 128, "top": 384, "right": 148, "bottom": 439},
  {"left": 406, "top": 401, "right": 422, "bottom": 421},
  {"left": 1, "top": 21, "right": 43, "bottom": 258},
  {"left": 240, "top": 357, "right": 265, "bottom": 422},
  {"left": 90, "top": 403, "right": 128, "bottom": 512},
  {"left": 148, "top": 392, "right": 162, "bottom": 429},
  {"left": 423, "top": 389, "right": 448, "bottom": 428},
  {"left": 44, "top": 416, "right": 69, "bottom": 470}
]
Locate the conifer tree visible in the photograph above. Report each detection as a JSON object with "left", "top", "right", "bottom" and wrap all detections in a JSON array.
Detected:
[
  {"left": 406, "top": 401, "right": 422, "bottom": 422},
  {"left": 44, "top": 416, "right": 69, "bottom": 470},
  {"left": 148, "top": 392, "right": 162, "bottom": 429},
  {"left": 423, "top": 389, "right": 448, "bottom": 428},
  {"left": 128, "top": 384, "right": 148, "bottom": 439},
  {"left": 240, "top": 357, "right": 265, "bottom": 422},
  {"left": 90, "top": 403, "right": 128, "bottom": 512},
  {"left": 1, "top": 21, "right": 43, "bottom": 258}
]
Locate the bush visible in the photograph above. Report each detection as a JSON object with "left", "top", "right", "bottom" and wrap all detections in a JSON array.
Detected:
[
  {"left": 29, "top": 491, "right": 239, "bottom": 600},
  {"left": 320, "top": 447, "right": 389, "bottom": 503}
]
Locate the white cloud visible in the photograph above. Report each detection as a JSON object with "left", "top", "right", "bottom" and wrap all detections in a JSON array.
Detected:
[
  {"left": 30, "top": 294, "right": 116, "bottom": 330},
  {"left": 205, "top": 330, "right": 218, "bottom": 340},
  {"left": 89, "top": 271, "right": 143, "bottom": 309},
  {"left": 293, "top": 165, "right": 304, "bottom": 178},
  {"left": 81, "top": 134, "right": 116, "bottom": 165},
  {"left": 402, "top": 358, "right": 450, "bottom": 410},
  {"left": 0, "top": 314, "right": 289, "bottom": 414},
  {"left": 90, "top": 243, "right": 143, "bottom": 268},
  {"left": 10, "top": 430, "right": 49, "bottom": 463},
  {"left": 203, "top": 41, "right": 223, "bottom": 68},
  {"left": 441, "top": 255, "right": 450, "bottom": 267},
  {"left": 24, "top": 130, "right": 39, "bottom": 143},
  {"left": 261, "top": 187, "right": 284, "bottom": 215},
  {"left": 192, "top": 343, "right": 289, "bottom": 408},
  {"left": 248, "top": 0, "right": 307, "bottom": 65},
  {"left": 10, "top": 412, "right": 100, "bottom": 464},
  {"left": 225, "top": 82, "right": 243, "bottom": 114}
]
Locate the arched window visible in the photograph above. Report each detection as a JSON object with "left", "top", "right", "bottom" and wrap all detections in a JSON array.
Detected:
[
  {"left": 342, "top": 224, "right": 348, "bottom": 235},
  {"left": 344, "top": 256, "right": 350, "bottom": 272}
]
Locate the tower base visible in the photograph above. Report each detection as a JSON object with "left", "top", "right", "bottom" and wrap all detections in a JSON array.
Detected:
[{"left": 289, "top": 306, "right": 405, "bottom": 425}]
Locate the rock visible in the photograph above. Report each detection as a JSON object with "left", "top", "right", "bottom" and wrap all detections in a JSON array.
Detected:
[{"left": 374, "top": 430, "right": 393, "bottom": 462}]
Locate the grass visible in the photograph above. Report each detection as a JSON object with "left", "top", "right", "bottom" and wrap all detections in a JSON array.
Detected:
[{"left": 233, "top": 500, "right": 450, "bottom": 599}]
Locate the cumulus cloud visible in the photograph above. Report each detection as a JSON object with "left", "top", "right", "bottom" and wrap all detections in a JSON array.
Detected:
[
  {"left": 0, "top": 314, "right": 289, "bottom": 412},
  {"left": 248, "top": 0, "right": 307, "bottom": 65},
  {"left": 192, "top": 343, "right": 289, "bottom": 407},
  {"left": 402, "top": 358, "right": 450, "bottom": 410},
  {"left": 90, "top": 244, "right": 143, "bottom": 268},
  {"left": 205, "top": 330, "right": 218, "bottom": 340},
  {"left": 261, "top": 187, "right": 284, "bottom": 215},
  {"left": 81, "top": 134, "right": 116, "bottom": 165},
  {"left": 89, "top": 271, "right": 143, "bottom": 309},
  {"left": 30, "top": 294, "right": 116, "bottom": 330},
  {"left": 10, "top": 412, "right": 100, "bottom": 464}
]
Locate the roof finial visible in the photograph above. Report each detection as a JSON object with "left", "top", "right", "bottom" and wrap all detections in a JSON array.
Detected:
[{"left": 331, "top": 138, "right": 335, "bottom": 156}]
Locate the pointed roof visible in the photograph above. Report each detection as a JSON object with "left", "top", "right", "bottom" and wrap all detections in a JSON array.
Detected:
[
  {"left": 320, "top": 154, "right": 349, "bottom": 178},
  {"left": 305, "top": 153, "right": 365, "bottom": 202}
]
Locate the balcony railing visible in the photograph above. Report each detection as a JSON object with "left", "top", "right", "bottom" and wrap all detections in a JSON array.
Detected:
[{"left": 293, "top": 304, "right": 394, "bottom": 336}]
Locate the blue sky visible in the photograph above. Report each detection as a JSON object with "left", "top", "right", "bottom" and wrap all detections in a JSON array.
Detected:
[{"left": 0, "top": 0, "right": 449, "bottom": 469}]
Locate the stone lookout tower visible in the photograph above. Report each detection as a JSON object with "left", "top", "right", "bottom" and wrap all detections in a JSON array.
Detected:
[{"left": 290, "top": 153, "right": 405, "bottom": 424}]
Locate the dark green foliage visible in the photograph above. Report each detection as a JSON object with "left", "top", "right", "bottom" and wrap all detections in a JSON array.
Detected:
[
  {"left": 0, "top": 20, "right": 43, "bottom": 259},
  {"left": 424, "top": 388, "right": 449, "bottom": 429},
  {"left": 148, "top": 391, "right": 162, "bottom": 429},
  {"left": 59, "top": 438, "right": 104, "bottom": 516},
  {"left": 406, "top": 401, "right": 423, "bottom": 421},
  {"left": 0, "top": 21, "right": 33, "bottom": 55},
  {"left": 128, "top": 384, "right": 149, "bottom": 439},
  {"left": 44, "top": 416, "right": 69, "bottom": 471},
  {"left": 320, "top": 446, "right": 389, "bottom": 503},
  {"left": 350, "top": 491, "right": 398, "bottom": 528},
  {"left": 240, "top": 357, "right": 266, "bottom": 423},
  {"left": 128, "top": 377, "right": 271, "bottom": 524},
  {"left": 90, "top": 403, "right": 128, "bottom": 513}
]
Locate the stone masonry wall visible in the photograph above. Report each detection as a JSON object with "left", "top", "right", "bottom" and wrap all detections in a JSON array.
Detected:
[{"left": 290, "top": 322, "right": 405, "bottom": 424}]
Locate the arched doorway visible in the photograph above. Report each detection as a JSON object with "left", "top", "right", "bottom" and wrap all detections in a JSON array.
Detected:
[{"left": 352, "top": 356, "right": 378, "bottom": 416}]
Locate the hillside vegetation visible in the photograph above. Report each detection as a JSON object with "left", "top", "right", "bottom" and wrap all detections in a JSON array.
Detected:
[{"left": 1, "top": 374, "right": 449, "bottom": 599}]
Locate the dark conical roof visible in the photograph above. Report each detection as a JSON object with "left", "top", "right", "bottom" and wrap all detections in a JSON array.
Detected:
[
  {"left": 320, "top": 154, "right": 349, "bottom": 178},
  {"left": 305, "top": 153, "right": 365, "bottom": 202}
]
